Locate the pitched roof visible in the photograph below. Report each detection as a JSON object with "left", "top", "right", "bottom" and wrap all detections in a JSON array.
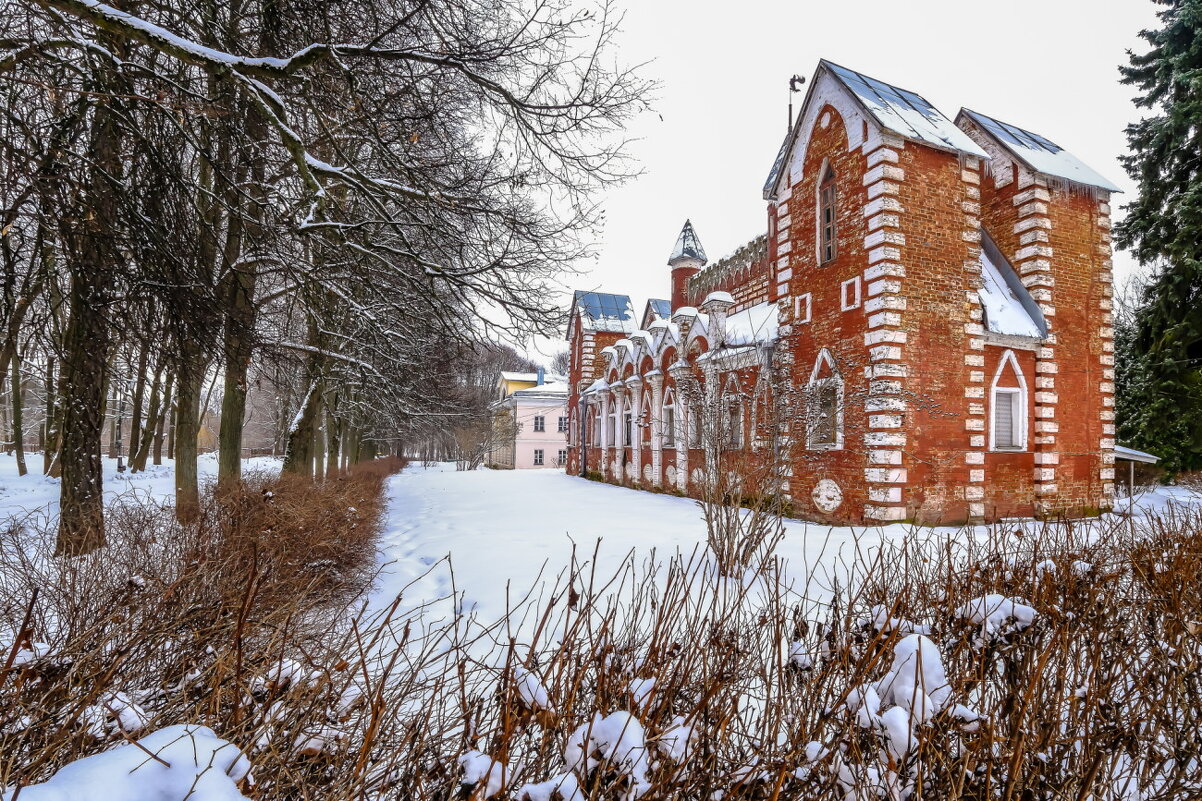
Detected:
[
  {"left": 978, "top": 231, "right": 1046, "bottom": 339},
  {"left": 822, "top": 60, "right": 988, "bottom": 159},
  {"left": 571, "top": 290, "right": 636, "bottom": 335},
  {"left": 640, "top": 298, "right": 672, "bottom": 330},
  {"left": 765, "top": 59, "right": 990, "bottom": 198},
  {"left": 957, "top": 108, "right": 1121, "bottom": 192},
  {"left": 669, "top": 220, "right": 707, "bottom": 264}
]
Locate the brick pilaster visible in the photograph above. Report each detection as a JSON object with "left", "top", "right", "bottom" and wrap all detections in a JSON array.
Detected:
[
  {"left": 1010, "top": 178, "right": 1060, "bottom": 513},
  {"left": 861, "top": 134, "right": 909, "bottom": 522},
  {"left": 960, "top": 156, "right": 988, "bottom": 521}
]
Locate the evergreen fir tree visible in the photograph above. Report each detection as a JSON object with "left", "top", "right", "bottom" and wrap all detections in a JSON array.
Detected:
[{"left": 1114, "top": 0, "right": 1202, "bottom": 474}]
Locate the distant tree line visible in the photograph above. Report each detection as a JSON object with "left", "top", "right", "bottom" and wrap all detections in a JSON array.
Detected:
[{"left": 0, "top": 0, "right": 648, "bottom": 553}]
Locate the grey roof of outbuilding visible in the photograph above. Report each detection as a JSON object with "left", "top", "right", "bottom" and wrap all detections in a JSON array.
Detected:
[
  {"left": 958, "top": 108, "right": 1121, "bottom": 192},
  {"left": 669, "top": 220, "right": 707, "bottom": 264}
]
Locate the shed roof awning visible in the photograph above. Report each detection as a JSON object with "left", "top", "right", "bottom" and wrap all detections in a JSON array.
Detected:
[{"left": 1114, "top": 445, "right": 1159, "bottom": 464}]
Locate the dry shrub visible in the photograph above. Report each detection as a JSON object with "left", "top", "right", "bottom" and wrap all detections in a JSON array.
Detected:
[{"left": 2, "top": 475, "right": 1201, "bottom": 800}]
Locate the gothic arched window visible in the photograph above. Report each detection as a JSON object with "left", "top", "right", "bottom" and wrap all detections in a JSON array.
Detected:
[
  {"left": 819, "top": 163, "right": 837, "bottom": 264},
  {"left": 807, "top": 349, "right": 843, "bottom": 450},
  {"left": 990, "top": 350, "right": 1027, "bottom": 451},
  {"left": 662, "top": 388, "right": 676, "bottom": 448}
]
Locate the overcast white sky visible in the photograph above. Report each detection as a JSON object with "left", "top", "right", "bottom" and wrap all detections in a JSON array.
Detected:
[{"left": 530, "top": 0, "right": 1161, "bottom": 362}]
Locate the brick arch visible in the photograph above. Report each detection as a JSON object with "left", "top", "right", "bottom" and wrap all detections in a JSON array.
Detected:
[
  {"left": 607, "top": 367, "right": 619, "bottom": 384},
  {"left": 660, "top": 347, "right": 678, "bottom": 372},
  {"left": 638, "top": 355, "right": 655, "bottom": 375},
  {"left": 791, "top": 95, "right": 857, "bottom": 185}
]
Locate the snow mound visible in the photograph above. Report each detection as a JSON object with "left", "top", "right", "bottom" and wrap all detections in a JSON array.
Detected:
[
  {"left": 955, "top": 594, "right": 1038, "bottom": 645},
  {"left": 4, "top": 724, "right": 252, "bottom": 801}
]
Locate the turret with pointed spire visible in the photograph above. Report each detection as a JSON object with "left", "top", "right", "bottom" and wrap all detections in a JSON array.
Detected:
[{"left": 668, "top": 219, "right": 707, "bottom": 309}]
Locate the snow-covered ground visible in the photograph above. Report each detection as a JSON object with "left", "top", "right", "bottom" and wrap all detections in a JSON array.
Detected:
[
  {"left": 0, "top": 453, "right": 282, "bottom": 524},
  {"left": 2, "top": 453, "right": 1196, "bottom": 627},
  {"left": 370, "top": 463, "right": 1201, "bottom": 624}
]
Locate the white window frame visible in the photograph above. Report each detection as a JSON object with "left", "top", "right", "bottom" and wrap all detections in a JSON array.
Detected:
[
  {"left": 841, "top": 276, "right": 861, "bottom": 311},
  {"left": 806, "top": 348, "right": 844, "bottom": 451},
  {"left": 557, "top": 449, "right": 567, "bottom": 466},
  {"left": 557, "top": 415, "right": 568, "bottom": 433},
  {"left": 533, "top": 415, "right": 545, "bottom": 433},
  {"left": 623, "top": 409, "right": 633, "bottom": 447},
  {"left": 795, "top": 292, "right": 812, "bottom": 324},
  {"left": 990, "top": 349, "right": 1028, "bottom": 451},
  {"left": 533, "top": 448, "right": 544, "bottom": 466}
]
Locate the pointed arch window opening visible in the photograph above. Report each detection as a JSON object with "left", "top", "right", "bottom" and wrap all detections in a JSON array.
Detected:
[
  {"left": 819, "top": 163, "right": 838, "bottom": 265},
  {"left": 724, "top": 375, "right": 745, "bottom": 450},
  {"left": 662, "top": 388, "right": 677, "bottom": 448},
  {"left": 990, "top": 350, "right": 1028, "bottom": 451},
  {"left": 639, "top": 393, "right": 653, "bottom": 445},
  {"left": 807, "top": 349, "right": 844, "bottom": 450}
]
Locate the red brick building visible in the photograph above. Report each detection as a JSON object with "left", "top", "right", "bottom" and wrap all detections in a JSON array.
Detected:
[{"left": 565, "top": 60, "right": 1118, "bottom": 524}]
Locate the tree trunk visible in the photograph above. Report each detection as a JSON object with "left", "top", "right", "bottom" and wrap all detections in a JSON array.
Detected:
[
  {"left": 312, "top": 417, "right": 325, "bottom": 482},
  {"left": 56, "top": 267, "right": 113, "bottom": 554},
  {"left": 54, "top": 21, "right": 126, "bottom": 555},
  {"left": 128, "top": 338, "right": 149, "bottom": 455},
  {"left": 43, "top": 356, "right": 57, "bottom": 476},
  {"left": 325, "top": 394, "right": 340, "bottom": 477},
  {"left": 216, "top": 261, "right": 254, "bottom": 485},
  {"left": 131, "top": 361, "right": 163, "bottom": 472},
  {"left": 282, "top": 377, "right": 321, "bottom": 477},
  {"left": 153, "top": 369, "right": 172, "bottom": 466},
  {"left": 166, "top": 400, "right": 176, "bottom": 462},
  {"left": 174, "top": 353, "right": 205, "bottom": 522},
  {"left": 12, "top": 350, "right": 26, "bottom": 476}
]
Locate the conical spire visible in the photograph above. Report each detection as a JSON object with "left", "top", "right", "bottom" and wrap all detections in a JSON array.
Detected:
[{"left": 668, "top": 219, "right": 707, "bottom": 265}]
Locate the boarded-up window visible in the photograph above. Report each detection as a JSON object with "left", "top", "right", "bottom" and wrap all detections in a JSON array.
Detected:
[
  {"left": 820, "top": 166, "right": 837, "bottom": 264},
  {"left": 993, "top": 388, "right": 1021, "bottom": 449},
  {"left": 728, "top": 402, "right": 743, "bottom": 449},
  {"left": 812, "top": 381, "right": 838, "bottom": 445}
]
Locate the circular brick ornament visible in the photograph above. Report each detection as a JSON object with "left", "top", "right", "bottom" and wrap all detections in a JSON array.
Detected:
[{"left": 812, "top": 479, "right": 843, "bottom": 513}]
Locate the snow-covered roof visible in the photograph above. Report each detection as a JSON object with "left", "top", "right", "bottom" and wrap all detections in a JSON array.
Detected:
[
  {"left": 1115, "top": 445, "right": 1159, "bottom": 464},
  {"left": 572, "top": 290, "right": 636, "bottom": 334},
  {"left": 823, "top": 60, "right": 988, "bottom": 159},
  {"left": 501, "top": 371, "right": 565, "bottom": 384},
  {"left": 669, "top": 220, "right": 707, "bottom": 264},
  {"left": 764, "top": 59, "right": 987, "bottom": 199},
  {"left": 724, "top": 301, "right": 780, "bottom": 347},
  {"left": 978, "top": 231, "right": 1045, "bottom": 339},
  {"left": 641, "top": 298, "right": 672, "bottom": 329},
  {"left": 511, "top": 380, "right": 569, "bottom": 398},
  {"left": 958, "top": 109, "right": 1121, "bottom": 193}
]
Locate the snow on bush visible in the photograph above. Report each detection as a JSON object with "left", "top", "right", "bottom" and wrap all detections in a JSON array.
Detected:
[
  {"left": 3, "top": 725, "right": 252, "bottom": 801},
  {"left": 4, "top": 481, "right": 1202, "bottom": 800}
]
